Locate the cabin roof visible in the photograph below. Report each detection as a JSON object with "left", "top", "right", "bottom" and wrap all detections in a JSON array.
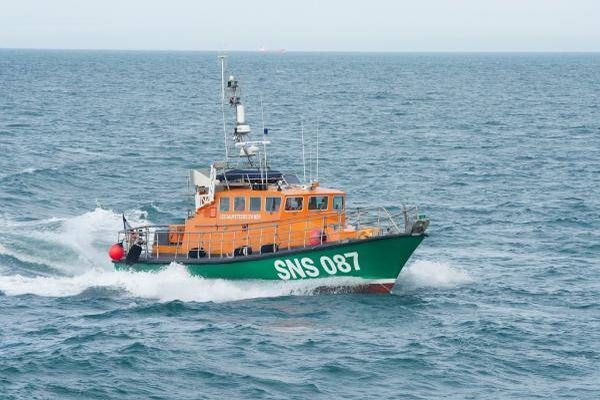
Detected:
[
  {"left": 214, "top": 185, "right": 344, "bottom": 197},
  {"left": 216, "top": 168, "right": 285, "bottom": 183},
  {"left": 280, "top": 185, "right": 345, "bottom": 196}
]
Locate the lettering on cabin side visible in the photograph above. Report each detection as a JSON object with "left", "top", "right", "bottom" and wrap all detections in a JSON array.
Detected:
[
  {"left": 219, "top": 214, "right": 261, "bottom": 220},
  {"left": 273, "top": 252, "right": 360, "bottom": 280}
]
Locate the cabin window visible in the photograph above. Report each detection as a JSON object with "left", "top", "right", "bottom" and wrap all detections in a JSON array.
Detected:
[
  {"left": 250, "top": 197, "right": 261, "bottom": 211},
  {"left": 266, "top": 197, "right": 281, "bottom": 212},
  {"left": 284, "top": 197, "right": 303, "bottom": 211},
  {"left": 234, "top": 196, "right": 246, "bottom": 211},
  {"left": 308, "top": 196, "right": 329, "bottom": 210},
  {"left": 220, "top": 197, "right": 230, "bottom": 212},
  {"left": 333, "top": 195, "right": 344, "bottom": 211}
]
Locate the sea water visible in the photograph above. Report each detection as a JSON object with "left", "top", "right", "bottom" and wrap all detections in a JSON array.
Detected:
[{"left": 0, "top": 50, "right": 599, "bottom": 399}]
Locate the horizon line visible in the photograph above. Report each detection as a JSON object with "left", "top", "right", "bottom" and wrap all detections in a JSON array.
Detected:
[{"left": 2, "top": 47, "right": 600, "bottom": 54}]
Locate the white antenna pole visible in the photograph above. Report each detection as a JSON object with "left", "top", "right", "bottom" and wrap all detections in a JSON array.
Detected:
[
  {"left": 301, "top": 119, "right": 306, "bottom": 183},
  {"left": 260, "top": 95, "right": 267, "bottom": 184},
  {"left": 260, "top": 95, "right": 265, "bottom": 134},
  {"left": 219, "top": 55, "right": 229, "bottom": 161},
  {"left": 316, "top": 119, "right": 319, "bottom": 181},
  {"left": 309, "top": 137, "right": 313, "bottom": 182}
]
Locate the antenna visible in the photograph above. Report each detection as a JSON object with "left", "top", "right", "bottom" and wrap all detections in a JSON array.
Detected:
[
  {"left": 316, "top": 119, "right": 319, "bottom": 181},
  {"left": 301, "top": 119, "right": 306, "bottom": 183},
  {"left": 260, "top": 95, "right": 268, "bottom": 184},
  {"left": 309, "top": 136, "right": 313, "bottom": 182},
  {"left": 218, "top": 55, "right": 228, "bottom": 161},
  {"left": 260, "top": 95, "right": 265, "bottom": 134}
]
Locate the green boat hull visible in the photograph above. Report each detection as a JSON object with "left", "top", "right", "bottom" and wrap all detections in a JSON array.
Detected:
[{"left": 114, "top": 234, "right": 425, "bottom": 288}]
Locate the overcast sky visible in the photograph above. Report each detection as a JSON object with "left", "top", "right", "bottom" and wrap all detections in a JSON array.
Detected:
[{"left": 1, "top": 0, "right": 599, "bottom": 52}]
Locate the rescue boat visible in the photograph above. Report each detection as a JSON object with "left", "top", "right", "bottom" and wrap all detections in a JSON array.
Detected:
[{"left": 109, "top": 56, "right": 430, "bottom": 293}]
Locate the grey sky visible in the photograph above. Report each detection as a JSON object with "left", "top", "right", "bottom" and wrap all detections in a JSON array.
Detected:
[{"left": 1, "top": 0, "right": 599, "bottom": 51}]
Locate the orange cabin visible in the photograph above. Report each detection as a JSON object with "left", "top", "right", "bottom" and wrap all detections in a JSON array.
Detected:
[{"left": 151, "top": 173, "right": 374, "bottom": 257}]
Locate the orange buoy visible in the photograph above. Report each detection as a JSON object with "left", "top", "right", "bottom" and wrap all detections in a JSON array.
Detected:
[{"left": 108, "top": 243, "right": 125, "bottom": 261}]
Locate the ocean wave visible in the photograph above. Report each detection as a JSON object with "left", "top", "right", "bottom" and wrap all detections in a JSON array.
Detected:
[{"left": 0, "top": 166, "right": 59, "bottom": 181}]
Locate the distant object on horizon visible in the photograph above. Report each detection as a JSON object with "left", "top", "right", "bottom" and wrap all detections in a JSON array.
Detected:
[{"left": 258, "top": 46, "right": 286, "bottom": 53}]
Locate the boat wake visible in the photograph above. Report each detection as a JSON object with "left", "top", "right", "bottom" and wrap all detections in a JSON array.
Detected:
[
  {"left": 0, "top": 208, "right": 378, "bottom": 302},
  {"left": 0, "top": 264, "right": 373, "bottom": 302},
  {"left": 0, "top": 208, "right": 469, "bottom": 302}
]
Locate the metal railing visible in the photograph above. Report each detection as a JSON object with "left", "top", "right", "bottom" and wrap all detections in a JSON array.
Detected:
[{"left": 117, "top": 206, "right": 425, "bottom": 261}]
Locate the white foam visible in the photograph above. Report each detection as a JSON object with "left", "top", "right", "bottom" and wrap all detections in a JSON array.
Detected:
[
  {"left": 0, "top": 208, "right": 330, "bottom": 303},
  {"left": 38, "top": 207, "right": 145, "bottom": 272},
  {"left": 395, "top": 260, "right": 472, "bottom": 291},
  {"left": 0, "top": 263, "right": 366, "bottom": 302},
  {"left": 0, "top": 208, "right": 147, "bottom": 274}
]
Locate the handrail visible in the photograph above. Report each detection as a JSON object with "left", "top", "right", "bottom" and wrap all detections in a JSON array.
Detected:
[
  {"left": 117, "top": 207, "right": 410, "bottom": 234},
  {"left": 117, "top": 211, "right": 343, "bottom": 233},
  {"left": 117, "top": 206, "right": 424, "bottom": 260}
]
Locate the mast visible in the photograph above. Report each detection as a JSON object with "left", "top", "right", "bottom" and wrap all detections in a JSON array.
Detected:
[
  {"left": 222, "top": 58, "right": 271, "bottom": 173},
  {"left": 226, "top": 74, "right": 251, "bottom": 144}
]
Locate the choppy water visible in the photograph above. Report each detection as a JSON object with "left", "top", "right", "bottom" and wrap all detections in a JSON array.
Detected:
[{"left": 1, "top": 50, "right": 599, "bottom": 399}]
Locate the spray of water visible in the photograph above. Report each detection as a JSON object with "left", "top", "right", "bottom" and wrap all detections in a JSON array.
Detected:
[
  {"left": 395, "top": 260, "right": 472, "bottom": 292},
  {"left": 0, "top": 208, "right": 146, "bottom": 274}
]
